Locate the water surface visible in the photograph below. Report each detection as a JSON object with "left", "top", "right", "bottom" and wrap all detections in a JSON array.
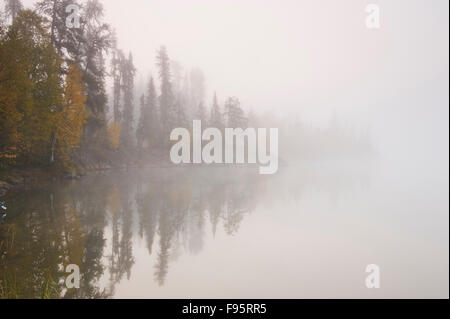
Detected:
[{"left": 0, "top": 162, "right": 448, "bottom": 298}]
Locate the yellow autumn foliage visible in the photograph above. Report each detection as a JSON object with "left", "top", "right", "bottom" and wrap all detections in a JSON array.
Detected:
[
  {"left": 107, "top": 122, "right": 121, "bottom": 151},
  {"left": 55, "top": 64, "right": 87, "bottom": 165}
]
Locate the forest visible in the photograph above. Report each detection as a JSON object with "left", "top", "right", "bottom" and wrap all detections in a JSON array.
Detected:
[
  {"left": 0, "top": 0, "right": 372, "bottom": 176},
  {"left": 0, "top": 0, "right": 251, "bottom": 173}
]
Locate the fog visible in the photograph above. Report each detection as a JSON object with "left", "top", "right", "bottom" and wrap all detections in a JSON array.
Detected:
[
  {"left": 15, "top": 0, "right": 448, "bottom": 166},
  {"left": 2, "top": 0, "right": 448, "bottom": 298}
]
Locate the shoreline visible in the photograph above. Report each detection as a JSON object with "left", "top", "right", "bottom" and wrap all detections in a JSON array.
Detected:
[
  {"left": 0, "top": 162, "right": 260, "bottom": 198},
  {"left": 0, "top": 164, "right": 113, "bottom": 198}
]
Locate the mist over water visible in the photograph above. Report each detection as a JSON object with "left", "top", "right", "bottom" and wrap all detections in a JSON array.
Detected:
[
  {"left": 0, "top": 161, "right": 447, "bottom": 298},
  {"left": 0, "top": 0, "right": 448, "bottom": 299}
]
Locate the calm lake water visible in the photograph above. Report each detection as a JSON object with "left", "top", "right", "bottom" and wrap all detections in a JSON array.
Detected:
[{"left": 0, "top": 160, "right": 448, "bottom": 298}]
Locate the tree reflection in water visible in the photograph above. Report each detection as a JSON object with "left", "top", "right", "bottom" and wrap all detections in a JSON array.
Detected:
[
  {"left": 0, "top": 167, "right": 261, "bottom": 298},
  {"left": 1, "top": 165, "right": 371, "bottom": 298}
]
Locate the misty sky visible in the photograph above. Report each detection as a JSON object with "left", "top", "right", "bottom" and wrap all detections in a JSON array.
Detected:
[{"left": 14, "top": 0, "right": 450, "bottom": 168}]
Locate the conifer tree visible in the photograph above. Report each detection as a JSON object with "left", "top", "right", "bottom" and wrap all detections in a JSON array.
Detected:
[
  {"left": 156, "top": 46, "right": 176, "bottom": 146},
  {"left": 4, "top": 0, "right": 23, "bottom": 22},
  {"left": 36, "top": 0, "right": 111, "bottom": 151},
  {"left": 136, "top": 77, "right": 159, "bottom": 153},
  {"left": 110, "top": 32, "right": 123, "bottom": 124},
  {"left": 35, "top": 0, "right": 81, "bottom": 57},
  {"left": 120, "top": 52, "right": 136, "bottom": 150},
  {"left": 224, "top": 97, "right": 247, "bottom": 128},
  {"left": 209, "top": 92, "right": 223, "bottom": 130}
]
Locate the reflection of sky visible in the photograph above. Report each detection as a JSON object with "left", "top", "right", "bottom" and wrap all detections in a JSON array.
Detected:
[{"left": 98, "top": 165, "right": 448, "bottom": 299}]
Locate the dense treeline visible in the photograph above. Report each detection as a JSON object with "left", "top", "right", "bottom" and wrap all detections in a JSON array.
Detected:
[
  {"left": 110, "top": 44, "right": 248, "bottom": 163},
  {"left": 1, "top": 0, "right": 111, "bottom": 170},
  {"left": 1, "top": 0, "right": 373, "bottom": 173},
  {"left": 0, "top": 0, "right": 248, "bottom": 171}
]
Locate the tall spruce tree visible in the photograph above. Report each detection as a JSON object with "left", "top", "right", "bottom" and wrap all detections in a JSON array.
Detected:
[
  {"left": 156, "top": 46, "right": 176, "bottom": 146},
  {"left": 120, "top": 52, "right": 136, "bottom": 150},
  {"left": 35, "top": 0, "right": 111, "bottom": 151},
  {"left": 4, "top": 0, "right": 23, "bottom": 23},
  {"left": 35, "top": 0, "right": 82, "bottom": 58},
  {"left": 224, "top": 97, "right": 247, "bottom": 128},
  {"left": 136, "top": 94, "right": 145, "bottom": 152},
  {"left": 146, "top": 76, "right": 159, "bottom": 146},
  {"left": 79, "top": 0, "right": 111, "bottom": 148},
  {"left": 110, "top": 31, "right": 123, "bottom": 124},
  {"left": 136, "top": 76, "right": 158, "bottom": 153},
  {"left": 209, "top": 92, "right": 223, "bottom": 130}
]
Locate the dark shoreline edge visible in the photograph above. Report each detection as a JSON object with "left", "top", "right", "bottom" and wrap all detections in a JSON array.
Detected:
[
  {"left": 0, "top": 164, "right": 113, "bottom": 198},
  {"left": 0, "top": 163, "right": 258, "bottom": 198}
]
